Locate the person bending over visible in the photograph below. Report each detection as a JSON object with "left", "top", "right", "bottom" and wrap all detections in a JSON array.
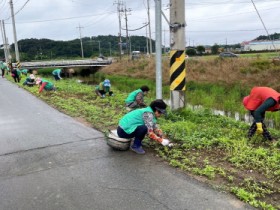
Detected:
[
  {"left": 125, "top": 85, "right": 150, "bottom": 109},
  {"left": 117, "top": 99, "right": 171, "bottom": 154},
  {"left": 243, "top": 86, "right": 280, "bottom": 142}
]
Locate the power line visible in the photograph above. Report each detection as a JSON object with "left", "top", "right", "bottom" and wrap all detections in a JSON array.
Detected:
[
  {"left": 5, "top": 0, "right": 30, "bottom": 20},
  {"left": 187, "top": 0, "right": 280, "bottom": 6},
  {"left": 188, "top": 5, "right": 280, "bottom": 22},
  {"left": 187, "top": 28, "right": 280, "bottom": 33},
  {"left": 250, "top": 0, "right": 278, "bottom": 53},
  {"left": 121, "top": 23, "right": 148, "bottom": 31},
  {"left": 5, "top": 11, "right": 117, "bottom": 24}
]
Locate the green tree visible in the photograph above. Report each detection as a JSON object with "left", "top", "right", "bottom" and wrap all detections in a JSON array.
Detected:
[
  {"left": 186, "top": 48, "right": 196, "bottom": 56},
  {"left": 211, "top": 44, "right": 220, "bottom": 55},
  {"left": 196, "top": 45, "right": 205, "bottom": 55}
]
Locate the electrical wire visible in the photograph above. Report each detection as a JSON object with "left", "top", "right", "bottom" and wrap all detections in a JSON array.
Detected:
[
  {"left": 5, "top": 11, "right": 117, "bottom": 24},
  {"left": 5, "top": 0, "right": 31, "bottom": 20},
  {"left": 121, "top": 23, "right": 148, "bottom": 31},
  {"left": 250, "top": 0, "right": 278, "bottom": 54}
]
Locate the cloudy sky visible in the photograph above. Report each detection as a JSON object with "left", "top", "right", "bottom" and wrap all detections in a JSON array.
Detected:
[{"left": 0, "top": 0, "right": 279, "bottom": 47}]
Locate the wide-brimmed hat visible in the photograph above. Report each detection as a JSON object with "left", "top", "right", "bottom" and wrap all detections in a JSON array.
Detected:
[{"left": 103, "top": 79, "right": 111, "bottom": 87}]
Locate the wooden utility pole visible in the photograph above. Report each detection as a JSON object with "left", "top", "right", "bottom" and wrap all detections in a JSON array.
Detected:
[{"left": 169, "top": 0, "right": 186, "bottom": 110}]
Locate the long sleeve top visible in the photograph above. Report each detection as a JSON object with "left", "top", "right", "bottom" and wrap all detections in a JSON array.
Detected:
[
  {"left": 142, "top": 112, "right": 163, "bottom": 143},
  {"left": 253, "top": 98, "right": 277, "bottom": 122}
]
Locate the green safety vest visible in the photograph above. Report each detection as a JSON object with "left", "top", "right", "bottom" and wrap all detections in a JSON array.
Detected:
[
  {"left": 16, "top": 69, "right": 22, "bottom": 76},
  {"left": 125, "top": 89, "right": 142, "bottom": 103},
  {"left": 0, "top": 62, "right": 8, "bottom": 70},
  {"left": 95, "top": 82, "right": 110, "bottom": 92},
  {"left": 21, "top": 69, "right": 28, "bottom": 74},
  {"left": 41, "top": 79, "right": 54, "bottom": 90},
  {"left": 52, "top": 69, "right": 61, "bottom": 75},
  {"left": 119, "top": 106, "right": 156, "bottom": 134}
]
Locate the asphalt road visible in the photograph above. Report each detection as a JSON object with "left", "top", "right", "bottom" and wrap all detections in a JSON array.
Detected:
[{"left": 0, "top": 78, "right": 254, "bottom": 210}]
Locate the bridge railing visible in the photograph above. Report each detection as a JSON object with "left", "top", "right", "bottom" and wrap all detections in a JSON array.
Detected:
[{"left": 17, "top": 59, "right": 112, "bottom": 69}]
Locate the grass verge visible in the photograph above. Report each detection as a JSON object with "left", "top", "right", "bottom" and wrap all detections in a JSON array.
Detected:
[{"left": 8, "top": 74, "right": 280, "bottom": 210}]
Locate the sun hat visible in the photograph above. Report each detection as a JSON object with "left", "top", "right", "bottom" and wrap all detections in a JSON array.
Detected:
[
  {"left": 30, "top": 74, "right": 35, "bottom": 80},
  {"left": 103, "top": 79, "right": 111, "bottom": 87}
]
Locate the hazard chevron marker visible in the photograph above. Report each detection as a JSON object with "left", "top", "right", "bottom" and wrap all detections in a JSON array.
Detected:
[{"left": 170, "top": 50, "right": 186, "bottom": 90}]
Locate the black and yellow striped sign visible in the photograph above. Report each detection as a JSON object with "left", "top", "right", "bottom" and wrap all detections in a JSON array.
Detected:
[
  {"left": 16, "top": 61, "right": 21, "bottom": 69},
  {"left": 170, "top": 50, "right": 186, "bottom": 90}
]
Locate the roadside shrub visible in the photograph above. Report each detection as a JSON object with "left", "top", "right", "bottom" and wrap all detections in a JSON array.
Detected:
[{"left": 250, "top": 60, "right": 271, "bottom": 70}]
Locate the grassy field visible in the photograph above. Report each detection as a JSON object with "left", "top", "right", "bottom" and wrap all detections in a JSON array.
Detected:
[{"left": 7, "top": 64, "right": 280, "bottom": 210}]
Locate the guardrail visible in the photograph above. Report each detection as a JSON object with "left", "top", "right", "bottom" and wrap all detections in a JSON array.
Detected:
[{"left": 18, "top": 59, "right": 112, "bottom": 69}]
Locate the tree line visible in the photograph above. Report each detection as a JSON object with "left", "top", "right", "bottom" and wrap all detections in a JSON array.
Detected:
[
  {"left": 0, "top": 35, "right": 155, "bottom": 61},
  {"left": 2, "top": 33, "right": 277, "bottom": 61}
]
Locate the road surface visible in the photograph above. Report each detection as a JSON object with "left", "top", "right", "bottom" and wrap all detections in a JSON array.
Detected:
[{"left": 0, "top": 78, "right": 254, "bottom": 210}]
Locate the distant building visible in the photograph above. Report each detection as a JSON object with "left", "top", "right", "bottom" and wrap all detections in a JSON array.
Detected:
[{"left": 242, "top": 40, "right": 280, "bottom": 51}]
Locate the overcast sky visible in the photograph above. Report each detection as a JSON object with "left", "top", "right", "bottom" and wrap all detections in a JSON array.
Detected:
[{"left": 0, "top": 0, "right": 279, "bottom": 47}]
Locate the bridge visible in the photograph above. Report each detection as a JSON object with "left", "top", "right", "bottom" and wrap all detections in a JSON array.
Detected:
[{"left": 18, "top": 59, "right": 112, "bottom": 69}]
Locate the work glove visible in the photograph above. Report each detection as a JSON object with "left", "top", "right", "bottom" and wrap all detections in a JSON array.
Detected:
[
  {"left": 161, "top": 138, "right": 170, "bottom": 146},
  {"left": 256, "top": 122, "right": 263, "bottom": 134}
]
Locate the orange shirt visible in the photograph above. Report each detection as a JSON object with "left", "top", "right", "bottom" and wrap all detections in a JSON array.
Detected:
[{"left": 243, "top": 87, "right": 280, "bottom": 111}]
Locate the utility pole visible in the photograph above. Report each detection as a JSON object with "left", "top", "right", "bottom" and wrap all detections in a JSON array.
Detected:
[
  {"left": 170, "top": 0, "right": 186, "bottom": 110},
  {"left": 98, "top": 41, "right": 101, "bottom": 56},
  {"left": 90, "top": 37, "right": 94, "bottom": 55},
  {"left": 77, "top": 24, "right": 84, "bottom": 58},
  {"left": 145, "top": 21, "right": 149, "bottom": 55},
  {"left": 9, "top": 0, "right": 20, "bottom": 62},
  {"left": 129, "top": 35, "right": 132, "bottom": 55},
  {"left": 163, "top": 28, "right": 170, "bottom": 54},
  {"left": 109, "top": 42, "right": 112, "bottom": 57},
  {"left": 225, "top": 38, "right": 228, "bottom": 51},
  {"left": 124, "top": 4, "right": 131, "bottom": 56},
  {"left": 147, "top": 0, "right": 153, "bottom": 54},
  {"left": 114, "top": 0, "right": 123, "bottom": 59},
  {"left": 155, "top": 0, "right": 162, "bottom": 99},
  {"left": 0, "top": 20, "right": 8, "bottom": 62}
]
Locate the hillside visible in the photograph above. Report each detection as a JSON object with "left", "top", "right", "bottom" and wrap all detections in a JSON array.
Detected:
[{"left": 1, "top": 35, "right": 155, "bottom": 62}]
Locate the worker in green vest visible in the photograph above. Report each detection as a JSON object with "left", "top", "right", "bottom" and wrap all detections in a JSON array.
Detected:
[
  {"left": 117, "top": 99, "right": 171, "bottom": 154},
  {"left": 125, "top": 86, "right": 150, "bottom": 110},
  {"left": 20, "top": 69, "right": 28, "bottom": 76},
  {"left": 36, "top": 78, "right": 56, "bottom": 93},
  {"left": 95, "top": 79, "right": 113, "bottom": 98},
  {"left": 23, "top": 74, "right": 36, "bottom": 87},
  {"left": 52, "top": 69, "right": 63, "bottom": 81},
  {"left": 0, "top": 61, "right": 8, "bottom": 78}
]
